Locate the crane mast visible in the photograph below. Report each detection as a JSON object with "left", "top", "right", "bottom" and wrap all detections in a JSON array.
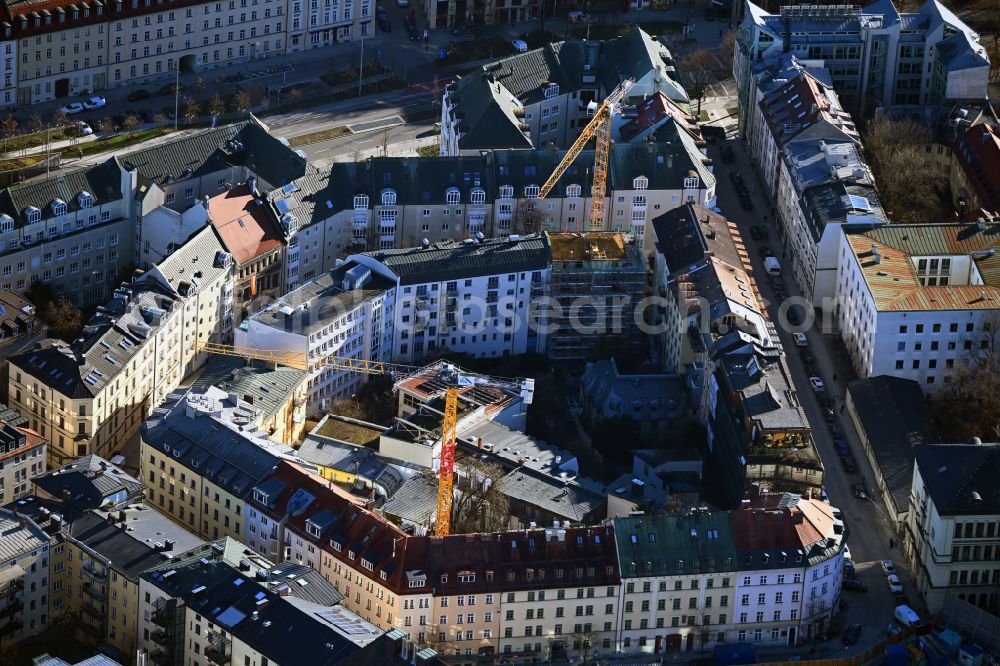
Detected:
[
  {"left": 194, "top": 342, "right": 531, "bottom": 537},
  {"left": 537, "top": 78, "right": 634, "bottom": 231}
]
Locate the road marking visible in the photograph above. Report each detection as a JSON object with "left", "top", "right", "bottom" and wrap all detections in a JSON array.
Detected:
[{"left": 349, "top": 115, "right": 404, "bottom": 134}]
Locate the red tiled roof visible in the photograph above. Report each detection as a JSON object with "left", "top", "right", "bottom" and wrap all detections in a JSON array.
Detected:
[
  {"left": 0, "top": 424, "right": 45, "bottom": 462},
  {"left": 0, "top": 0, "right": 221, "bottom": 38},
  {"left": 953, "top": 123, "right": 1000, "bottom": 213},
  {"left": 729, "top": 496, "right": 830, "bottom": 552},
  {"left": 208, "top": 183, "right": 284, "bottom": 265}
]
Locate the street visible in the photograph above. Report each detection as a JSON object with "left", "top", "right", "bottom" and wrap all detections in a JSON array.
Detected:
[{"left": 710, "top": 136, "right": 917, "bottom": 658}]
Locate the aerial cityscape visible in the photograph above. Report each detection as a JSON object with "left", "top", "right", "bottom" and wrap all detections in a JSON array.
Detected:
[{"left": 0, "top": 0, "right": 997, "bottom": 664}]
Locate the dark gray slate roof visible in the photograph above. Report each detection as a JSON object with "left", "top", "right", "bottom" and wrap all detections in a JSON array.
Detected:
[
  {"left": 847, "top": 376, "right": 937, "bottom": 513},
  {"left": 448, "top": 74, "right": 532, "bottom": 152},
  {"left": 362, "top": 233, "right": 550, "bottom": 285},
  {"left": 71, "top": 505, "right": 204, "bottom": 579},
  {"left": 33, "top": 454, "right": 143, "bottom": 511},
  {"left": 0, "top": 157, "right": 122, "bottom": 227},
  {"left": 914, "top": 442, "right": 1000, "bottom": 515},
  {"left": 0, "top": 401, "right": 28, "bottom": 428}
]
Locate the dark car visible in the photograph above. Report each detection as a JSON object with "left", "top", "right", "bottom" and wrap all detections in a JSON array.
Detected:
[
  {"left": 843, "top": 579, "right": 867, "bottom": 592},
  {"left": 128, "top": 88, "right": 151, "bottom": 101},
  {"left": 834, "top": 438, "right": 849, "bottom": 456},
  {"left": 842, "top": 456, "right": 858, "bottom": 473},
  {"left": 853, "top": 483, "right": 867, "bottom": 500},
  {"left": 158, "top": 82, "right": 183, "bottom": 96},
  {"left": 801, "top": 349, "right": 815, "bottom": 364},
  {"left": 843, "top": 560, "right": 856, "bottom": 576},
  {"left": 720, "top": 144, "right": 734, "bottom": 163},
  {"left": 729, "top": 171, "right": 743, "bottom": 185},
  {"left": 830, "top": 422, "right": 843, "bottom": 437},
  {"left": 787, "top": 308, "right": 802, "bottom": 325},
  {"left": 750, "top": 225, "right": 768, "bottom": 241},
  {"left": 379, "top": 16, "right": 392, "bottom": 31},
  {"left": 824, "top": 407, "right": 835, "bottom": 423},
  {"left": 843, "top": 624, "right": 862, "bottom": 645},
  {"left": 138, "top": 109, "right": 155, "bottom": 123}
]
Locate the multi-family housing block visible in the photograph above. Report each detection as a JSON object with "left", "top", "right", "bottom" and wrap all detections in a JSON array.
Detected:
[
  {"left": 7, "top": 222, "right": 233, "bottom": 466},
  {"left": 905, "top": 442, "right": 1000, "bottom": 616},
  {"left": 0, "top": 417, "right": 45, "bottom": 504},
  {"left": 736, "top": 0, "right": 989, "bottom": 123},
  {"left": 835, "top": 220, "right": 1000, "bottom": 390},
  {"left": 0, "top": 506, "right": 50, "bottom": 641},
  {"left": 0, "top": 0, "right": 383, "bottom": 108},
  {"left": 440, "top": 29, "right": 688, "bottom": 153}
]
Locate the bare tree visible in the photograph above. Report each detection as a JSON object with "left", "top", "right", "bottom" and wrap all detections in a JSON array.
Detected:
[
  {"left": 450, "top": 452, "right": 509, "bottom": 534},
  {"left": 208, "top": 94, "right": 226, "bottom": 119},
  {"left": 380, "top": 128, "right": 390, "bottom": 157},
  {"left": 679, "top": 49, "right": 716, "bottom": 117},
  {"left": 123, "top": 113, "right": 140, "bottom": 134},
  {"left": 153, "top": 112, "right": 168, "bottom": 126},
  {"left": 28, "top": 114, "right": 43, "bottom": 135},
  {"left": 233, "top": 89, "right": 251, "bottom": 115},
  {"left": 863, "top": 116, "right": 941, "bottom": 222},
  {"left": 195, "top": 76, "right": 206, "bottom": 94},
  {"left": 0, "top": 116, "right": 17, "bottom": 155},
  {"left": 98, "top": 117, "right": 114, "bottom": 134},
  {"left": 182, "top": 97, "right": 200, "bottom": 125},
  {"left": 930, "top": 313, "right": 1000, "bottom": 441},
  {"left": 719, "top": 28, "right": 738, "bottom": 70}
]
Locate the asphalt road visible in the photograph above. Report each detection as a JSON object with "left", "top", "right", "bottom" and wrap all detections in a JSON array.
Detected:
[{"left": 711, "top": 138, "right": 914, "bottom": 657}]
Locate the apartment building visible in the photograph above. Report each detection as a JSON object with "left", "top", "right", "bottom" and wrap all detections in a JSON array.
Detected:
[
  {"left": 31, "top": 454, "right": 143, "bottom": 509},
  {"left": 835, "top": 221, "right": 1000, "bottom": 391},
  {"left": 0, "top": 287, "right": 44, "bottom": 357},
  {"left": 735, "top": 0, "right": 990, "bottom": 123},
  {"left": 139, "top": 386, "right": 299, "bottom": 541},
  {"left": 349, "top": 233, "right": 551, "bottom": 365},
  {"left": 951, "top": 122, "right": 1000, "bottom": 217},
  {"left": 440, "top": 29, "right": 688, "bottom": 153},
  {"left": 245, "top": 461, "right": 621, "bottom": 663},
  {"left": 1, "top": 0, "right": 393, "bottom": 108},
  {"left": 7, "top": 223, "right": 233, "bottom": 466},
  {"left": 905, "top": 442, "right": 1000, "bottom": 616},
  {"left": 0, "top": 420, "right": 45, "bottom": 504},
  {"left": 136, "top": 537, "right": 401, "bottom": 666},
  {"left": 236, "top": 258, "right": 395, "bottom": 412},
  {"left": 0, "top": 506, "right": 50, "bottom": 641},
  {"left": 191, "top": 355, "right": 308, "bottom": 444},
  {"left": 651, "top": 205, "right": 821, "bottom": 507},
  {"left": 547, "top": 233, "right": 647, "bottom": 361},
  {"left": 0, "top": 157, "right": 133, "bottom": 307}
]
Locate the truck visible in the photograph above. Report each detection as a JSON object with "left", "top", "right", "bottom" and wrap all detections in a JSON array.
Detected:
[{"left": 764, "top": 256, "right": 781, "bottom": 276}]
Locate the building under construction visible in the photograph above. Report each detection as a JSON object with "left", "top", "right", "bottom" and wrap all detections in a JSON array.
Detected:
[{"left": 547, "top": 232, "right": 648, "bottom": 362}]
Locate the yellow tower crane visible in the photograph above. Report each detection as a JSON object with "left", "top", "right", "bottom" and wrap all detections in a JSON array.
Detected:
[
  {"left": 193, "top": 341, "right": 533, "bottom": 536},
  {"left": 537, "top": 78, "right": 634, "bottom": 231}
]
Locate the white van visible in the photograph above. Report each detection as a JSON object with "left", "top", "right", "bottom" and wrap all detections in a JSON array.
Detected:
[
  {"left": 764, "top": 255, "right": 781, "bottom": 276},
  {"left": 894, "top": 604, "right": 920, "bottom": 627}
]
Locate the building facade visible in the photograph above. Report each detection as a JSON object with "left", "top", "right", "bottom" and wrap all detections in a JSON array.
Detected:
[
  {"left": 0, "top": 507, "right": 50, "bottom": 641},
  {"left": 0, "top": 420, "right": 45, "bottom": 504}
]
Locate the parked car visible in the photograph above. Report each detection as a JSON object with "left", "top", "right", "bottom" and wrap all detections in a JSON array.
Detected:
[
  {"left": 396, "top": 0, "right": 408, "bottom": 6},
  {"left": 720, "top": 144, "right": 733, "bottom": 163},
  {"left": 729, "top": 171, "right": 743, "bottom": 185},
  {"left": 128, "top": 88, "right": 151, "bottom": 101},
  {"left": 887, "top": 574, "right": 903, "bottom": 594},
  {"left": 842, "top": 456, "right": 857, "bottom": 473},
  {"left": 800, "top": 350, "right": 815, "bottom": 364},
  {"left": 793, "top": 332, "right": 808, "bottom": 347},
  {"left": 511, "top": 39, "right": 528, "bottom": 52},
  {"left": 834, "top": 439, "right": 849, "bottom": 456},
  {"left": 843, "top": 559, "right": 855, "bottom": 576},
  {"left": 843, "top": 624, "right": 862, "bottom": 646},
  {"left": 853, "top": 484, "right": 867, "bottom": 500},
  {"left": 830, "top": 422, "right": 843, "bottom": 437},
  {"left": 750, "top": 225, "right": 769, "bottom": 241},
  {"left": 76, "top": 121, "right": 93, "bottom": 136},
  {"left": 881, "top": 560, "right": 896, "bottom": 576},
  {"left": 59, "top": 102, "right": 84, "bottom": 115},
  {"left": 83, "top": 95, "right": 106, "bottom": 109},
  {"left": 375, "top": 3, "right": 387, "bottom": 14},
  {"left": 739, "top": 196, "right": 754, "bottom": 211},
  {"left": 823, "top": 407, "right": 835, "bottom": 423},
  {"left": 810, "top": 376, "right": 825, "bottom": 391},
  {"left": 378, "top": 16, "right": 392, "bottom": 31},
  {"left": 787, "top": 308, "right": 802, "bottom": 325},
  {"left": 138, "top": 109, "right": 155, "bottom": 123},
  {"left": 843, "top": 579, "right": 867, "bottom": 592}
]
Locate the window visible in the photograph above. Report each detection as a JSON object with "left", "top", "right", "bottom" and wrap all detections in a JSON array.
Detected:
[{"left": 445, "top": 188, "right": 460, "bottom": 205}]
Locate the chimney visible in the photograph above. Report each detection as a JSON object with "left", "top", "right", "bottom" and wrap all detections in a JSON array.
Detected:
[
  {"left": 202, "top": 195, "right": 211, "bottom": 210},
  {"left": 162, "top": 539, "right": 175, "bottom": 552}
]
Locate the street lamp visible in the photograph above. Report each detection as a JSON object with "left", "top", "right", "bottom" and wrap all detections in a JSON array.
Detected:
[{"left": 358, "top": 32, "right": 366, "bottom": 97}]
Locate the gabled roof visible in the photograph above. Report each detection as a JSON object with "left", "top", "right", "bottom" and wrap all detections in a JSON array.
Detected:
[
  {"left": 192, "top": 356, "right": 307, "bottom": 426},
  {"left": 32, "top": 454, "right": 143, "bottom": 511},
  {"left": 147, "top": 224, "right": 231, "bottom": 297},
  {"left": 0, "top": 157, "right": 122, "bottom": 226},
  {"left": 208, "top": 183, "right": 285, "bottom": 265},
  {"left": 935, "top": 29, "right": 989, "bottom": 72},
  {"left": 914, "top": 442, "right": 1000, "bottom": 515},
  {"left": 614, "top": 512, "right": 738, "bottom": 578},
  {"left": 448, "top": 74, "right": 531, "bottom": 151}
]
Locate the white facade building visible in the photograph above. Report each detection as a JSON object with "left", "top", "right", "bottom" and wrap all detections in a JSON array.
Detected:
[
  {"left": 0, "top": 507, "right": 50, "bottom": 641},
  {"left": 835, "top": 221, "right": 1000, "bottom": 391}
]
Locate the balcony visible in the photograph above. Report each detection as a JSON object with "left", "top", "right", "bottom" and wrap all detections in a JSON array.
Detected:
[
  {"left": 148, "top": 649, "right": 169, "bottom": 665},
  {"left": 151, "top": 629, "right": 169, "bottom": 646},
  {"left": 82, "top": 582, "right": 103, "bottom": 600},
  {"left": 81, "top": 602, "right": 105, "bottom": 620},
  {"left": 0, "top": 601, "right": 23, "bottom": 618},
  {"left": 205, "top": 631, "right": 231, "bottom": 665},
  {"left": 0, "top": 580, "right": 23, "bottom": 596},
  {"left": 82, "top": 561, "right": 108, "bottom": 581},
  {"left": 151, "top": 598, "right": 181, "bottom": 628}
]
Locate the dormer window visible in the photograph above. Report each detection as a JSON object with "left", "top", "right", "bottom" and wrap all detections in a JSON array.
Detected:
[
  {"left": 524, "top": 185, "right": 540, "bottom": 199},
  {"left": 78, "top": 192, "right": 93, "bottom": 208},
  {"left": 305, "top": 521, "right": 321, "bottom": 538},
  {"left": 51, "top": 199, "right": 66, "bottom": 216},
  {"left": 633, "top": 175, "right": 649, "bottom": 190},
  {"left": 252, "top": 489, "right": 270, "bottom": 505},
  {"left": 566, "top": 184, "right": 582, "bottom": 198},
  {"left": 457, "top": 572, "right": 475, "bottom": 583},
  {"left": 24, "top": 207, "right": 41, "bottom": 224},
  {"left": 330, "top": 540, "right": 342, "bottom": 552},
  {"left": 544, "top": 83, "right": 559, "bottom": 99},
  {"left": 0, "top": 214, "right": 13, "bottom": 233},
  {"left": 445, "top": 188, "right": 460, "bottom": 205},
  {"left": 380, "top": 571, "right": 388, "bottom": 581},
  {"left": 353, "top": 194, "right": 369, "bottom": 210},
  {"left": 380, "top": 189, "right": 396, "bottom": 207},
  {"left": 499, "top": 185, "right": 514, "bottom": 199},
  {"left": 440, "top": 574, "right": 448, "bottom": 584},
  {"left": 470, "top": 188, "right": 485, "bottom": 205},
  {"left": 348, "top": 550, "right": 356, "bottom": 560},
  {"left": 684, "top": 176, "right": 700, "bottom": 189}
]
